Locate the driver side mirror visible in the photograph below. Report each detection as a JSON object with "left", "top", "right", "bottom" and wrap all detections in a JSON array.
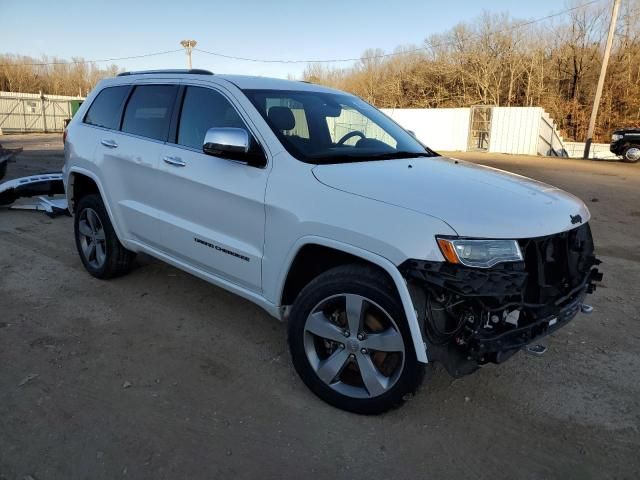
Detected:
[{"left": 203, "top": 127, "right": 266, "bottom": 167}]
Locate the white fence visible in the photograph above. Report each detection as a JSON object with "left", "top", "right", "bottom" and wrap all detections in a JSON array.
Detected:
[
  {"left": 5, "top": 93, "right": 610, "bottom": 159},
  {"left": 538, "top": 110, "right": 566, "bottom": 157},
  {"left": 383, "top": 106, "right": 568, "bottom": 157},
  {"left": 0, "top": 91, "right": 84, "bottom": 134},
  {"left": 381, "top": 108, "right": 470, "bottom": 151},
  {"left": 563, "top": 142, "right": 617, "bottom": 159},
  {"left": 489, "top": 107, "right": 542, "bottom": 155}
]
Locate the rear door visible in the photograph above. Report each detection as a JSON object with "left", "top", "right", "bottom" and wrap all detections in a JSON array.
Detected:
[
  {"left": 155, "top": 85, "right": 268, "bottom": 292},
  {"left": 96, "top": 83, "right": 178, "bottom": 248}
]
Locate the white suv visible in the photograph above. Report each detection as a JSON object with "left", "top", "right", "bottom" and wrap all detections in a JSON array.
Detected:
[{"left": 63, "top": 70, "right": 602, "bottom": 414}]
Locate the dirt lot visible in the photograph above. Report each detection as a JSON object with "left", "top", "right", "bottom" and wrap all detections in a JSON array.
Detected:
[{"left": 1, "top": 134, "right": 638, "bottom": 480}]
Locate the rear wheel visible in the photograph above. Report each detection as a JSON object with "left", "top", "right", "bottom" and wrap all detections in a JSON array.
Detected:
[
  {"left": 288, "top": 264, "right": 424, "bottom": 414},
  {"left": 622, "top": 146, "right": 640, "bottom": 163},
  {"left": 74, "top": 194, "right": 135, "bottom": 279}
]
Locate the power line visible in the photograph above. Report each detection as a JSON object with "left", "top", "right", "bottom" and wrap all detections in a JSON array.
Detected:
[
  {"left": 0, "top": 49, "right": 184, "bottom": 67},
  {"left": 0, "top": 0, "right": 602, "bottom": 68},
  {"left": 194, "top": 0, "right": 602, "bottom": 64}
]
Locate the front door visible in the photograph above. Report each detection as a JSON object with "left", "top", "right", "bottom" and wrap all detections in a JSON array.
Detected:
[{"left": 155, "top": 85, "right": 268, "bottom": 292}]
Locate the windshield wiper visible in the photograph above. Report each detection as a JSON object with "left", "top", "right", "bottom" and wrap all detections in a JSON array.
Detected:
[
  {"left": 309, "top": 150, "right": 435, "bottom": 164},
  {"left": 365, "top": 151, "right": 434, "bottom": 160}
]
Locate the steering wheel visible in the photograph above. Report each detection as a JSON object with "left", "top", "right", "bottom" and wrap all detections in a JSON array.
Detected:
[{"left": 336, "top": 130, "right": 366, "bottom": 146}]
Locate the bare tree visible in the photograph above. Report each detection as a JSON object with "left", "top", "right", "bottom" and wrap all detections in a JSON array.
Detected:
[
  {"left": 302, "top": 1, "right": 640, "bottom": 142},
  {"left": 0, "top": 54, "right": 122, "bottom": 97}
]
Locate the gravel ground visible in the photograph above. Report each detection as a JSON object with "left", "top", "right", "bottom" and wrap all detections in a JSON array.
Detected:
[{"left": 0, "top": 134, "right": 638, "bottom": 480}]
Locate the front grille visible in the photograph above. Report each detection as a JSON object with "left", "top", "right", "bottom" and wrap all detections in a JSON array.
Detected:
[{"left": 518, "top": 223, "right": 599, "bottom": 317}]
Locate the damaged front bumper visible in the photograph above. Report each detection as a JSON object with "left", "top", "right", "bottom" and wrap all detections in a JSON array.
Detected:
[
  {"left": 0, "top": 173, "right": 68, "bottom": 216},
  {"left": 469, "top": 290, "right": 586, "bottom": 356},
  {"left": 400, "top": 223, "right": 602, "bottom": 376}
]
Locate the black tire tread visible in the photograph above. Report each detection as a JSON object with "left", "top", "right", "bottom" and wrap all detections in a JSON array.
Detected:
[{"left": 288, "top": 263, "right": 425, "bottom": 414}]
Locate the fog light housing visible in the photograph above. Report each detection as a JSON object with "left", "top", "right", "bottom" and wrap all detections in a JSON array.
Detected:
[{"left": 436, "top": 237, "right": 523, "bottom": 268}]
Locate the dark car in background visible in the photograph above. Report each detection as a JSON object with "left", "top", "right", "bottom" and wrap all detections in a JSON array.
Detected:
[{"left": 610, "top": 128, "right": 640, "bottom": 163}]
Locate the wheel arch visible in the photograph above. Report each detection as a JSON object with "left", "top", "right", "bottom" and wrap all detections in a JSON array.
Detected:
[
  {"left": 277, "top": 236, "right": 428, "bottom": 363},
  {"left": 66, "top": 167, "right": 127, "bottom": 246}
]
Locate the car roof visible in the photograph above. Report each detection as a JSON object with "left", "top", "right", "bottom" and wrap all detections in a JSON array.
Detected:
[
  {"left": 214, "top": 74, "right": 343, "bottom": 94},
  {"left": 107, "top": 71, "right": 345, "bottom": 94}
]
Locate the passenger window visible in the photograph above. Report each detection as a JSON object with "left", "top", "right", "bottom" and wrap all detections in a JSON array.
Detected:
[
  {"left": 84, "top": 86, "right": 130, "bottom": 130},
  {"left": 177, "top": 87, "right": 247, "bottom": 149},
  {"left": 121, "top": 85, "right": 178, "bottom": 141}
]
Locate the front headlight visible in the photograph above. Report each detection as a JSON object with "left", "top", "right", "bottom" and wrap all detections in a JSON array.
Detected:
[
  {"left": 436, "top": 237, "right": 523, "bottom": 268},
  {"left": 612, "top": 133, "right": 624, "bottom": 142}
]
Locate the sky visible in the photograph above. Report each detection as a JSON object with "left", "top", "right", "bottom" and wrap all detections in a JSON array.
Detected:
[{"left": 1, "top": 0, "right": 583, "bottom": 79}]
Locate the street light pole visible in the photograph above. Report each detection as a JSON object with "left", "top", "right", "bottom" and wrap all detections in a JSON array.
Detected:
[
  {"left": 583, "top": 0, "right": 621, "bottom": 159},
  {"left": 180, "top": 40, "right": 197, "bottom": 69}
]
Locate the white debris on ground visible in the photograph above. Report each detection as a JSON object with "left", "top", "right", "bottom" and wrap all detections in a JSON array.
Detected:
[
  {"left": 8, "top": 195, "right": 68, "bottom": 215},
  {"left": 0, "top": 173, "right": 68, "bottom": 217}
]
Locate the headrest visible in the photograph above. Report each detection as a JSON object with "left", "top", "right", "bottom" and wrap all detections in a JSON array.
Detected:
[{"left": 268, "top": 106, "right": 295, "bottom": 131}]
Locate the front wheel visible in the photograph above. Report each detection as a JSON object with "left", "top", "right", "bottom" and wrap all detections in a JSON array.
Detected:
[
  {"left": 288, "top": 264, "right": 424, "bottom": 414},
  {"left": 622, "top": 146, "right": 640, "bottom": 163}
]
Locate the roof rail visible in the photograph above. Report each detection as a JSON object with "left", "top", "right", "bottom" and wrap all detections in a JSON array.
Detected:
[{"left": 117, "top": 69, "right": 214, "bottom": 77}]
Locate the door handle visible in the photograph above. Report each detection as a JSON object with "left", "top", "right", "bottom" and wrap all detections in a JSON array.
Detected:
[
  {"left": 163, "top": 156, "right": 186, "bottom": 167},
  {"left": 101, "top": 139, "right": 118, "bottom": 148}
]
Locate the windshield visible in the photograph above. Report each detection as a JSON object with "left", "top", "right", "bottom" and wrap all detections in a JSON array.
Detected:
[{"left": 243, "top": 89, "right": 437, "bottom": 164}]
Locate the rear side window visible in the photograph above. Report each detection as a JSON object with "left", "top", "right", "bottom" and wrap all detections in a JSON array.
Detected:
[
  {"left": 177, "top": 86, "right": 246, "bottom": 149},
  {"left": 84, "top": 86, "right": 129, "bottom": 130},
  {"left": 122, "top": 85, "right": 178, "bottom": 141}
]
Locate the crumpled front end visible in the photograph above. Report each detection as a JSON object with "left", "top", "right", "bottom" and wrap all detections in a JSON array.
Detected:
[{"left": 400, "top": 223, "right": 602, "bottom": 377}]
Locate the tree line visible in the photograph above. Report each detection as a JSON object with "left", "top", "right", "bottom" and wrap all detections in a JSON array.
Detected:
[
  {"left": 1, "top": 2, "right": 638, "bottom": 142},
  {"left": 0, "top": 54, "right": 120, "bottom": 98},
  {"left": 303, "top": 1, "right": 640, "bottom": 142}
]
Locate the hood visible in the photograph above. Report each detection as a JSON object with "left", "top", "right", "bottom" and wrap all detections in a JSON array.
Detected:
[{"left": 312, "top": 156, "right": 590, "bottom": 239}]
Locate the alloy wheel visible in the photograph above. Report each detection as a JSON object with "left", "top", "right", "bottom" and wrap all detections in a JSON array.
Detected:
[
  {"left": 78, "top": 207, "right": 107, "bottom": 269},
  {"left": 303, "top": 293, "right": 405, "bottom": 399}
]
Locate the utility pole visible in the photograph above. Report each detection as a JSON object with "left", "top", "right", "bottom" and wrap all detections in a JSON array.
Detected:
[
  {"left": 583, "top": 0, "right": 621, "bottom": 159},
  {"left": 180, "top": 40, "right": 197, "bottom": 69}
]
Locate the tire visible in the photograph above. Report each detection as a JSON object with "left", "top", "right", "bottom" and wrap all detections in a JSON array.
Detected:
[
  {"left": 288, "top": 264, "right": 425, "bottom": 414},
  {"left": 74, "top": 194, "right": 135, "bottom": 279},
  {"left": 622, "top": 145, "right": 640, "bottom": 163}
]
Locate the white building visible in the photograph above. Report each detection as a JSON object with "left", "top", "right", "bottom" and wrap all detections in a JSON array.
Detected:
[{"left": 382, "top": 106, "right": 568, "bottom": 157}]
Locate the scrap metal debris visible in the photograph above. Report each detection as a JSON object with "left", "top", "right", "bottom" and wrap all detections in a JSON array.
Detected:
[
  {"left": 9, "top": 195, "right": 69, "bottom": 217},
  {"left": 0, "top": 173, "right": 69, "bottom": 217}
]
